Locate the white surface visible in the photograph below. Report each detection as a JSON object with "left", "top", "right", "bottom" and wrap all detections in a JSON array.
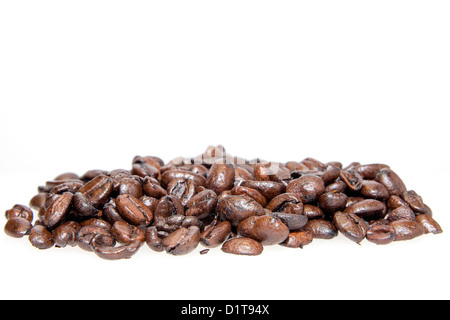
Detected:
[{"left": 1, "top": 1, "right": 449, "bottom": 300}]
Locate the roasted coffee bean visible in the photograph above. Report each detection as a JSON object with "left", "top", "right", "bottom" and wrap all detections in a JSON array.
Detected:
[
  {"left": 185, "top": 190, "right": 218, "bottom": 219},
  {"left": 76, "top": 225, "right": 115, "bottom": 252},
  {"left": 344, "top": 199, "right": 387, "bottom": 221},
  {"left": 387, "top": 195, "right": 408, "bottom": 209},
  {"left": 91, "top": 235, "right": 142, "bottom": 260},
  {"left": 167, "top": 178, "right": 196, "bottom": 206},
  {"left": 49, "top": 180, "right": 84, "bottom": 195},
  {"left": 217, "top": 195, "right": 264, "bottom": 227},
  {"left": 5, "top": 204, "right": 33, "bottom": 222},
  {"left": 145, "top": 226, "right": 164, "bottom": 252},
  {"left": 356, "top": 163, "right": 390, "bottom": 180},
  {"left": 221, "top": 237, "right": 263, "bottom": 256},
  {"left": 302, "top": 205, "right": 325, "bottom": 220},
  {"left": 387, "top": 205, "right": 416, "bottom": 222},
  {"left": 111, "top": 220, "right": 145, "bottom": 244},
  {"left": 118, "top": 177, "right": 144, "bottom": 198},
  {"left": 333, "top": 211, "right": 368, "bottom": 244},
  {"left": 162, "top": 226, "right": 201, "bottom": 255},
  {"left": 271, "top": 212, "right": 308, "bottom": 231},
  {"left": 240, "top": 180, "right": 286, "bottom": 201},
  {"left": 303, "top": 219, "right": 338, "bottom": 239},
  {"left": 360, "top": 181, "right": 389, "bottom": 201},
  {"left": 318, "top": 192, "right": 347, "bottom": 214},
  {"left": 366, "top": 224, "right": 396, "bottom": 245},
  {"left": 142, "top": 176, "right": 167, "bottom": 199},
  {"left": 77, "top": 175, "right": 113, "bottom": 208},
  {"left": 265, "top": 193, "right": 303, "bottom": 215},
  {"left": 416, "top": 214, "right": 443, "bottom": 234},
  {"left": 102, "top": 200, "right": 124, "bottom": 225},
  {"left": 206, "top": 163, "right": 235, "bottom": 195},
  {"left": 4, "top": 217, "right": 32, "bottom": 238},
  {"left": 29, "top": 225, "right": 54, "bottom": 249},
  {"left": 43, "top": 192, "right": 73, "bottom": 229},
  {"left": 201, "top": 221, "right": 232, "bottom": 248},
  {"left": 73, "top": 192, "right": 99, "bottom": 217},
  {"left": 161, "top": 170, "right": 206, "bottom": 189},
  {"left": 154, "top": 195, "right": 184, "bottom": 220},
  {"left": 280, "top": 230, "right": 313, "bottom": 248},
  {"left": 29, "top": 193, "right": 48, "bottom": 211},
  {"left": 401, "top": 190, "right": 426, "bottom": 214},
  {"left": 389, "top": 219, "right": 425, "bottom": 241},
  {"left": 53, "top": 221, "right": 81, "bottom": 248},
  {"left": 339, "top": 170, "right": 363, "bottom": 192},
  {"left": 231, "top": 186, "right": 267, "bottom": 207},
  {"left": 376, "top": 169, "right": 407, "bottom": 196},
  {"left": 54, "top": 172, "right": 80, "bottom": 181},
  {"left": 131, "top": 162, "right": 159, "bottom": 179},
  {"left": 286, "top": 174, "right": 325, "bottom": 203},
  {"left": 324, "top": 180, "right": 346, "bottom": 193},
  {"left": 115, "top": 194, "right": 153, "bottom": 226},
  {"left": 237, "top": 215, "right": 289, "bottom": 245}
]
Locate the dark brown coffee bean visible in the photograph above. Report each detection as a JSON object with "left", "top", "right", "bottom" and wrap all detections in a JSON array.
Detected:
[
  {"left": 234, "top": 167, "right": 253, "bottom": 181},
  {"left": 237, "top": 215, "right": 289, "bottom": 245},
  {"left": 387, "top": 205, "right": 416, "bottom": 222},
  {"left": 131, "top": 162, "right": 159, "bottom": 179},
  {"left": 324, "top": 180, "right": 346, "bottom": 193},
  {"left": 29, "top": 225, "right": 54, "bottom": 249},
  {"left": 154, "top": 195, "right": 184, "bottom": 220},
  {"left": 240, "top": 180, "right": 286, "bottom": 201},
  {"left": 142, "top": 176, "right": 167, "bottom": 199},
  {"left": 387, "top": 195, "right": 408, "bottom": 209},
  {"left": 52, "top": 221, "right": 81, "bottom": 248},
  {"left": 360, "top": 180, "right": 389, "bottom": 201},
  {"left": 389, "top": 219, "right": 425, "bottom": 241},
  {"left": 4, "top": 217, "right": 32, "bottom": 238},
  {"left": 318, "top": 192, "right": 347, "bottom": 214},
  {"left": 43, "top": 192, "right": 73, "bottom": 229},
  {"left": 54, "top": 172, "right": 80, "bottom": 181},
  {"left": 91, "top": 235, "right": 143, "bottom": 260},
  {"left": 231, "top": 186, "right": 267, "bottom": 207},
  {"left": 265, "top": 193, "right": 303, "bottom": 215},
  {"left": 366, "top": 224, "right": 396, "bottom": 245},
  {"left": 344, "top": 199, "right": 387, "bottom": 220},
  {"left": 221, "top": 237, "right": 263, "bottom": 256},
  {"left": 345, "top": 197, "right": 365, "bottom": 208},
  {"left": 217, "top": 195, "right": 264, "bottom": 227},
  {"left": 48, "top": 180, "right": 84, "bottom": 195},
  {"left": 80, "top": 218, "right": 112, "bottom": 230},
  {"left": 303, "top": 219, "right": 338, "bottom": 239},
  {"left": 115, "top": 194, "right": 153, "bottom": 226},
  {"left": 29, "top": 193, "right": 48, "bottom": 211},
  {"left": 5, "top": 204, "right": 33, "bottom": 222},
  {"left": 201, "top": 221, "right": 232, "bottom": 248},
  {"left": 111, "top": 220, "right": 145, "bottom": 244},
  {"left": 162, "top": 226, "right": 201, "bottom": 255},
  {"left": 302, "top": 205, "right": 325, "bottom": 220},
  {"left": 77, "top": 175, "right": 113, "bottom": 208},
  {"left": 118, "top": 177, "right": 144, "bottom": 198},
  {"left": 271, "top": 212, "right": 308, "bottom": 231},
  {"left": 161, "top": 170, "right": 206, "bottom": 189},
  {"left": 376, "top": 168, "right": 407, "bottom": 196},
  {"left": 76, "top": 225, "right": 115, "bottom": 252},
  {"left": 167, "top": 178, "right": 196, "bottom": 206},
  {"left": 102, "top": 200, "right": 124, "bottom": 225},
  {"left": 416, "top": 214, "right": 443, "bottom": 234},
  {"left": 401, "top": 190, "right": 426, "bottom": 214},
  {"left": 356, "top": 163, "right": 390, "bottom": 180},
  {"left": 144, "top": 226, "right": 164, "bottom": 252},
  {"left": 280, "top": 230, "right": 313, "bottom": 248},
  {"left": 185, "top": 189, "right": 218, "bottom": 219},
  {"left": 333, "top": 211, "right": 368, "bottom": 244},
  {"left": 206, "top": 163, "right": 235, "bottom": 195},
  {"left": 339, "top": 170, "right": 363, "bottom": 192},
  {"left": 286, "top": 174, "right": 325, "bottom": 203},
  {"left": 73, "top": 192, "right": 99, "bottom": 217}
]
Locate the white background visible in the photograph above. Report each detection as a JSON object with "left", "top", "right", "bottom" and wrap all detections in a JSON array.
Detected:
[{"left": 1, "top": 0, "right": 449, "bottom": 300}]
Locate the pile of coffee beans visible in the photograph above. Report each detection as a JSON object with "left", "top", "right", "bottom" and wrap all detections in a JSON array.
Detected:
[{"left": 4, "top": 146, "right": 442, "bottom": 259}]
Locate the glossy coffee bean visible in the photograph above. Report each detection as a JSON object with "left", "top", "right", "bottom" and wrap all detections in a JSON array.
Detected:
[
  {"left": 344, "top": 199, "right": 386, "bottom": 221},
  {"left": 217, "top": 195, "right": 264, "bottom": 227},
  {"left": 237, "top": 215, "right": 289, "bottom": 245},
  {"left": 376, "top": 169, "right": 407, "bottom": 196},
  {"left": 91, "top": 235, "right": 142, "bottom": 260},
  {"left": 29, "top": 225, "right": 54, "bottom": 249},
  {"left": 286, "top": 174, "right": 325, "bottom": 203},
  {"left": 4, "top": 217, "right": 32, "bottom": 238},
  {"left": 333, "top": 211, "right": 368, "bottom": 244},
  {"left": 162, "top": 226, "right": 201, "bottom": 255},
  {"left": 318, "top": 192, "right": 347, "bottom": 214},
  {"left": 206, "top": 163, "right": 235, "bottom": 195},
  {"left": 366, "top": 224, "right": 396, "bottom": 245},
  {"left": 185, "top": 189, "right": 218, "bottom": 219},
  {"left": 5, "top": 204, "right": 34, "bottom": 222},
  {"left": 360, "top": 181, "right": 389, "bottom": 201},
  {"left": 154, "top": 195, "right": 184, "bottom": 220},
  {"left": 231, "top": 186, "right": 267, "bottom": 207},
  {"left": 303, "top": 219, "right": 338, "bottom": 239},
  {"left": 221, "top": 237, "right": 263, "bottom": 256},
  {"left": 111, "top": 220, "right": 145, "bottom": 244},
  {"left": 145, "top": 226, "right": 164, "bottom": 252},
  {"left": 201, "top": 220, "right": 232, "bottom": 248},
  {"left": 115, "top": 194, "right": 153, "bottom": 226},
  {"left": 43, "top": 192, "right": 73, "bottom": 229},
  {"left": 387, "top": 205, "right": 416, "bottom": 222},
  {"left": 76, "top": 225, "right": 115, "bottom": 252},
  {"left": 415, "top": 214, "right": 443, "bottom": 234},
  {"left": 389, "top": 219, "right": 425, "bottom": 241},
  {"left": 339, "top": 170, "right": 363, "bottom": 192},
  {"left": 401, "top": 190, "right": 426, "bottom": 214},
  {"left": 53, "top": 221, "right": 81, "bottom": 247},
  {"left": 240, "top": 180, "right": 286, "bottom": 201},
  {"left": 280, "top": 230, "right": 313, "bottom": 248}
]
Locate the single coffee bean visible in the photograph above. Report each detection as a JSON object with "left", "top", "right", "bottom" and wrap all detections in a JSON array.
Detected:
[
  {"left": 29, "top": 225, "right": 54, "bottom": 249},
  {"left": 280, "top": 230, "right": 313, "bottom": 248},
  {"left": 4, "top": 217, "right": 32, "bottom": 238},
  {"left": 240, "top": 180, "right": 286, "bottom": 201},
  {"left": 118, "top": 177, "right": 144, "bottom": 198},
  {"left": 43, "top": 192, "right": 73, "bottom": 229},
  {"left": 360, "top": 180, "right": 389, "bottom": 201},
  {"left": 200, "top": 220, "right": 232, "bottom": 248},
  {"left": 389, "top": 219, "right": 425, "bottom": 241},
  {"left": 231, "top": 186, "right": 267, "bottom": 207},
  {"left": 318, "top": 192, "right": 347, "bottom": 214},
  {"left": 76, "top": 225, "right": 115, "bottom": 252},
  {"left": 144, "top": 226, "right": 164, "bottom": 252},
  {"left": 355, "top": 163, "right": 390, "bottom": 180},
  {"left": 5, "top": 204, "right": 34, "bottom": 222},
  {"left": 91, "top": 235, "right": 143, "bottom": 260},
  {"left": 217, "top": 195, "right": 264, "bottom": 227},
  {"left": 366, "top": 224, "right": 396, "bottom": 245},
  {"left": 162, "top": 226, "right": 201, "bottom": 255},
  {"left": 131, "top": 162, "right": 159, "bottom": 179},
  {"left": 29, "top": 193, "right": 48, "bottom": 211},
  {"left": 286, "top": 174, "right": 325, "bottom": 203},
  {"left": 237, "top": 215, "right": 289, "bottom": 245},
  {"left": 303, "top": 219, "right": 338, "bottom": 239},
  {"left": 333, "top": 211, "right": 368, "bottom": 244},
  {"left": 206, "top": 163, "right": 235, "bottom": 195},
  {"left": 387, "top": 195, "right": 408, "bottom": 209},
  {"left": 265, "top": 193, "right": 304, "bottom": 215},
  {"left": 415, "top": 214, "right": 443, "bottom": 234},
  {"left": 185, "top": 189, "right": 218, "bottom": 219},
  {"left": 221, "top": 237, "right": 263, "bottom": 256},
  {"left": 344, "top": 199, "right": 387, "bottom": 221},
  {"left": 271, "top": 212, "right": 308, "bottom": 231},
  {"left": 387, "top": 205, "right": 416, "bottom": 222},
  {"left": 154, "top": 195, "right": 184, "bottom": 220},
  {"left": 111, "top": 220, "right": 145, "bottom": 244},
  {"left": 77, "top": 174, "right": 113, "bottom": 208},
  {"left": 401, "top": 190, "right": 426, "bottom": 214},
  {"left": 161, "top": 170, "right": 206, "bottom": 189},
  {"left": 53, "top": 221, "right": 81, "bottom": 247},
  {"left": 339, "top": 170, "right": 363, "bottom": 192},
  {"left": 376, "top": 169, "right": 407, "bottom": 196},
  {"left": 302, "top": 204, "right": 325, "bottom": 220},
  {"left": 167, "top": 178, "right": 196, "bottom": 206},
  {"left": 115, "top": 194, "right": 153, "bottom": 226}
]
